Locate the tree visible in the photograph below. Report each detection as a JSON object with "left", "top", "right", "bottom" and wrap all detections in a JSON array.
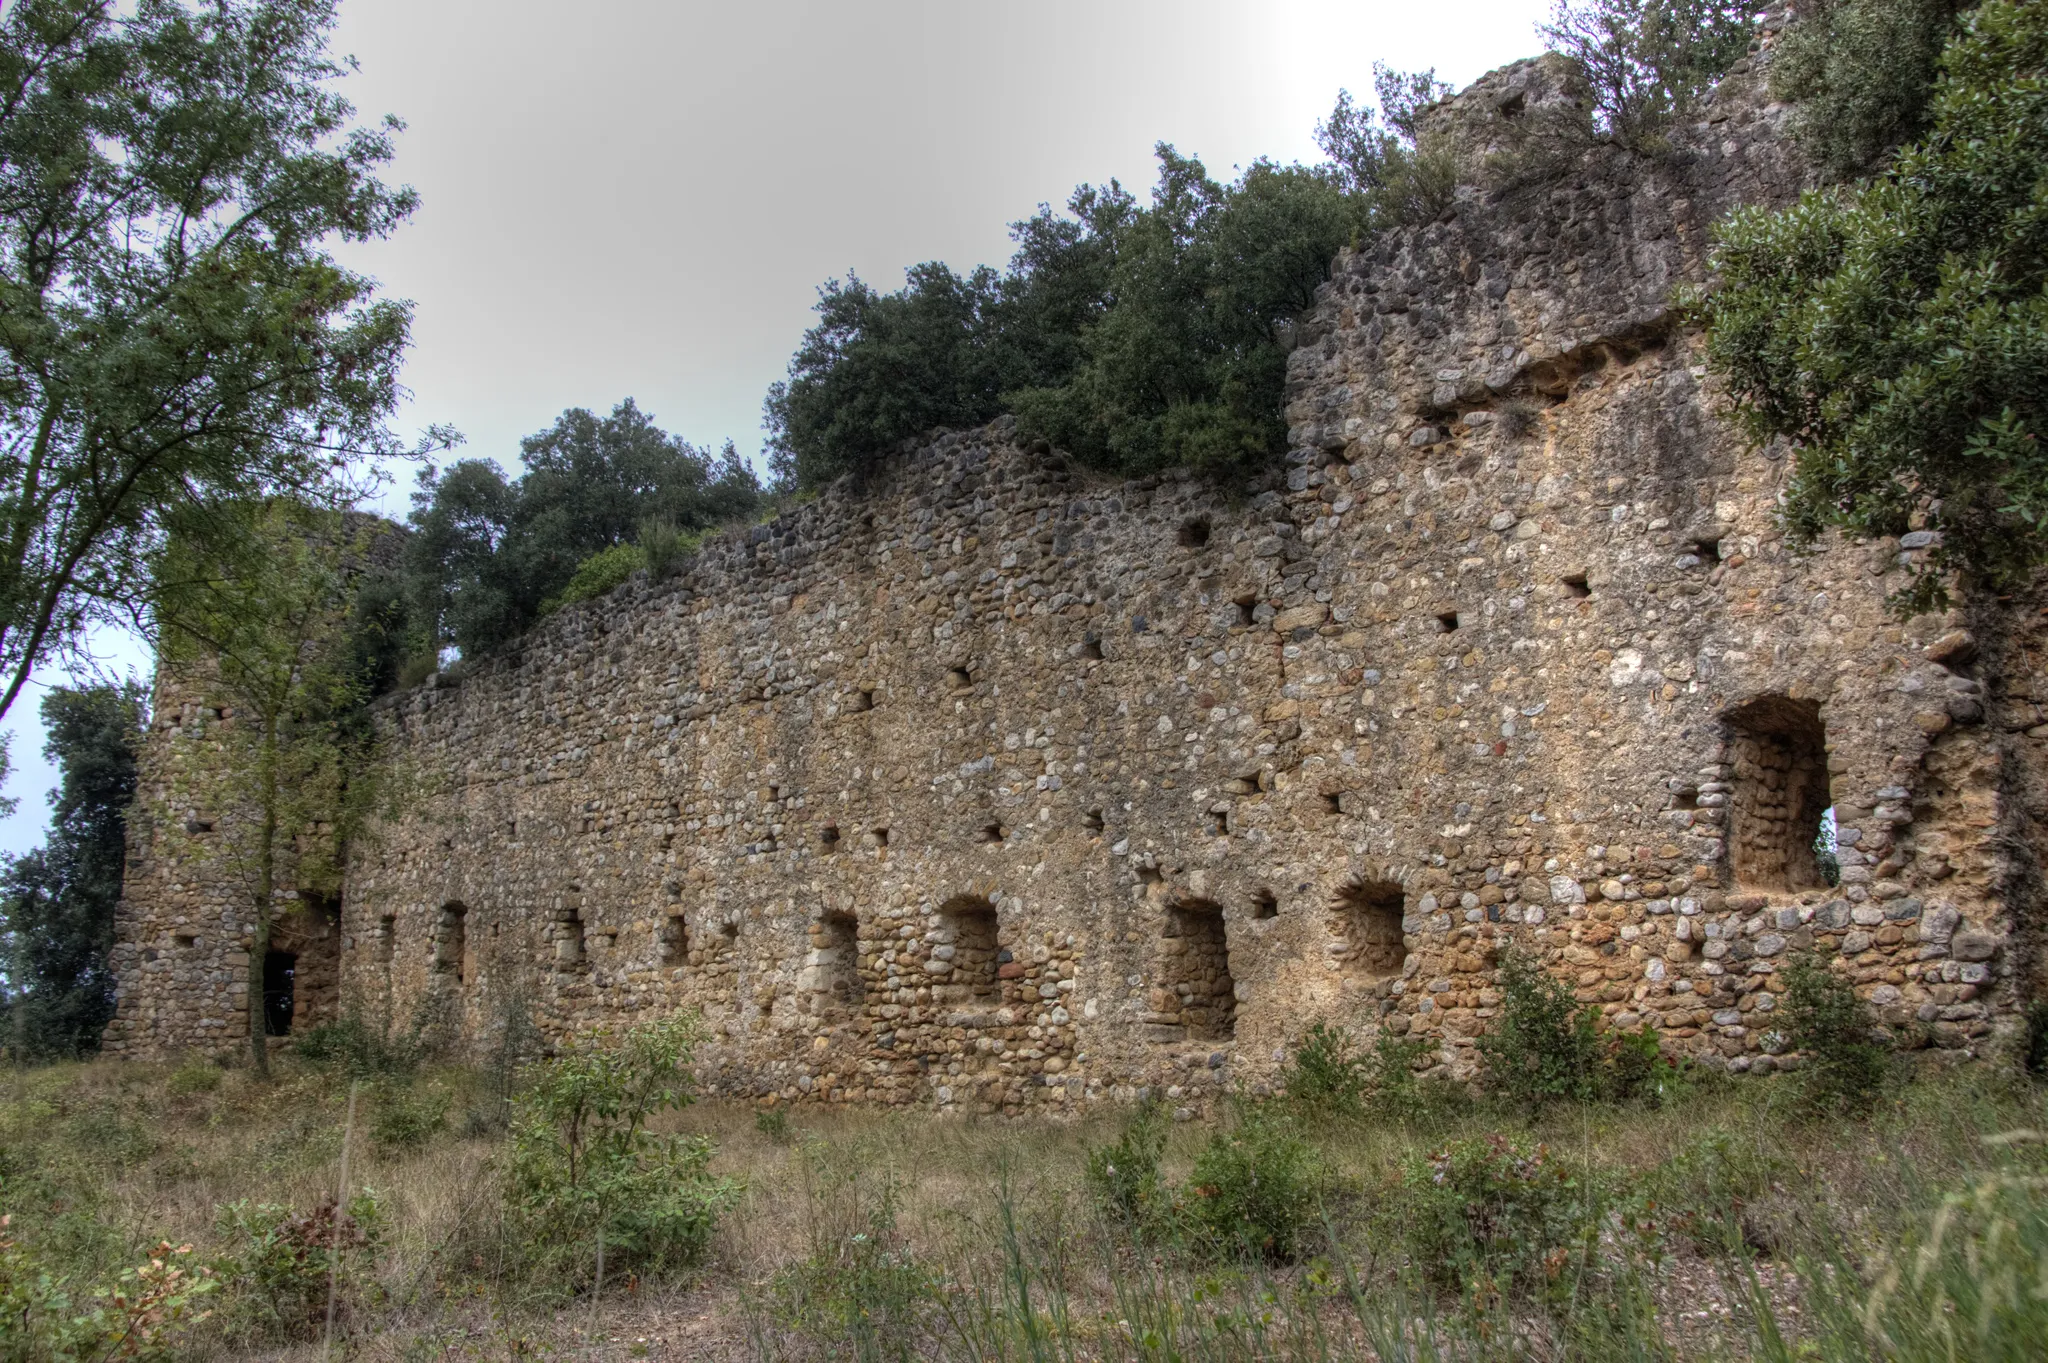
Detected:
[
  {"left": 151, "top": 501, "right": 382, "bottom": 1076},
  {"left": 405, "top": 400, "right": 761, "bottom": 660},
  {"left": 1539, "top": 0, "right": 1756, "bottom": 151},
  {"left": 1315, "top": 64, "right": 1459, "bottom": 226},
  {"left": 1770, "top": 0, "right": 1972, "bottom": 180},
  {"left": 1692, "top": 0, "right": 2047, "bottom": 609},
  {"left": 0, "top": 0, "right": 435, "bottom": 735},
  {"left": 0, "top": 681, "right": 144, "bottom": 1059}
]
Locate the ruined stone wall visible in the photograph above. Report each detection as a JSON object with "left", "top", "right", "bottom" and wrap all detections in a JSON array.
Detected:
[{"left": 108, "top": 46, "right": 2046, "bottom": 1108}]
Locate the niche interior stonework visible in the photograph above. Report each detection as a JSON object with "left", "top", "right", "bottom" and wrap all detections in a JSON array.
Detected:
[{"left": 104, "top": 44, "right": 2045, "bottom": 1114}]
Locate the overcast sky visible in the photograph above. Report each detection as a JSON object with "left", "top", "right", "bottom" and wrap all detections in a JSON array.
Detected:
[{"left": 0, "top": 0, "right": 1553, "bottom": 857}]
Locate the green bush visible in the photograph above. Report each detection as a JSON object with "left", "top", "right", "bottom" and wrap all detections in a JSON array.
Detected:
[
  {"left": 1182, "top": 1106, "right": 1327, "bottom": 1263},
  {"left": 295, "top": 1016, "right": 420, "bottom": 1080},
  {"left": 1691, "top": 0, "right": 2048, "bottom": 611},
  {"left": 0, "top": 1221, "right": 218, "bottom": 1362},
  {"left": 369, "top": 1083, "right": 449, "bottom": 1150},
  {"left": 1780, "top": 957, "right": 1890, "bottom": 1112},
  {"left": 754, "top": 1105, "right": 794, "bottom": 1144},
  {"left": 506, "top": 1013, "right": 738, "bottom": 1286},
  {"left": 1282, "top": 1022, "right": 1374, "bottom": 1117},
  {"left": 1643, "top": 1127, "right": 1782, "bottom": 1254},
  {"left": 1398, "top": 1135, "right": 1603, "bottom": 1300},
  {"left": 1771, "top": 0, "right": 1968, "bottom": 179},
  {"left": 1476, "top": 948, "right": 1603, "bottom": 1109},
  {"left": 638, "top": 516, "right": 706, "bottom": 582},
  {"left": 1084, "top": 1100, "right": 1169, "bottom": 1228},
  {"left": 540, "top": 541, "right": 643, "bottom": 615},
  {"left": 211, "top": 1192, "right": 382, "bottom": 1345}
]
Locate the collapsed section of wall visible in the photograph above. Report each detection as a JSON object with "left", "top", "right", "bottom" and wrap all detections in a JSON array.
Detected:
[{"left": 107, "top": 49, "right": 2045, "bottom": 1109}]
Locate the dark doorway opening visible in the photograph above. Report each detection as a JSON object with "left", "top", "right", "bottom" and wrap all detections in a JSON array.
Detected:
[{"left": 263, "top": 950, "right": 296, "bottom": 1035}]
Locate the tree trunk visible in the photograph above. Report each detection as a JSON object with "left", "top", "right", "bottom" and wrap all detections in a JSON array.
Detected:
[{"left": 247, "top": 725, "right": 280, "bottom": 1079}]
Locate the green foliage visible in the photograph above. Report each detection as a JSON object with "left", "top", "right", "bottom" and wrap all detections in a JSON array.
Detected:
[
  {"left": 506, "top": 1014, "right": 738, "bottom": 1284},
  {"left": 639, "top": 516, "right": 706, "bottom": 583},
  {"left": 540, "top": 541, "right": 644, "bottom": 615},
  {"left": 1084, "top": 1101, "right": 1170, "bottom": 1227},
  {"left": 1692, "top": 0, "right": 2048, "bottom": 609},
  {"left": 1540, "top": 0, "right": 1757, "bottom": 150},
  {"left": 295, "top": 1016, "right": 422, "bottom": 1081},
  {"left": 1642, "top": 1127, "right": 1782, "bottom": 1254},
  {"left": 770, "top": 146, "right": 1361, "bottom": 488},
  {"left": 0, "top": 1222, "right": 218, "bottom": 1362},
  {"left": 2026, "top": 998, "right": 2048, "bottom": 1078},
  {"left": 369, "top": 1083, "right": 448, "bottom": 1150},
  {"left": 1780, "top": 956, "right": 1890, "bottom": 1111},
  {"left": 0, "top": 684, "right": 145, "bottom": 1060},
  {"left": 1477, "top": 948, "right": 1603, "bottom": 1109},
  {"left": 1772, "top": 0, "right": 1969, "bottom": 179},
  {"left": 0, "top": 0, "right": 435, "bottom": 728},
  {"left": 1398, "top": 1135, "right": 1603, "bottom": 1300},
  {"left": 1314, "top": 64, "right": 1461, "bottom": 226},
  {"left": 406, "top": 400, "right": 760, "bottom": 659},
  {"left": 1282, "top": 1023, "right": 1374, "bottom": 1117},
  {"left": 211, "top": 1192, "right": 381, "bottom": 1345},
  {"left": 1182, "top": 1106, "right": 1327, "bottom": 1263}
]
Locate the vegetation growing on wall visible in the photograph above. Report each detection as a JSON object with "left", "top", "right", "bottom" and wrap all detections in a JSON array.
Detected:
[
  {"left": 403, "top": 400, "right": 762, "bottom": 662},
  {"left": 1770, "top": 0, "right": 1972, "bottom": 179},
  {"left": 1693, "top": 0, "right": 2047, "bottom": 609},
  {"left": 0, "top": 683, "right": 145, "bottom": 1059}
]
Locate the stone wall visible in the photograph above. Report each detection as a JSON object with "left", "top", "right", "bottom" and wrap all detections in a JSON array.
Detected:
[{"left": 107, "top": 41, "right": 2047, "bottom": 1110}]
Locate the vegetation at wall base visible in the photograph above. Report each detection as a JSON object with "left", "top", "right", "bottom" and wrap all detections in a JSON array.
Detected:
[{"left": 1693, "top": 0, "right": 2048, "bottom": 611}]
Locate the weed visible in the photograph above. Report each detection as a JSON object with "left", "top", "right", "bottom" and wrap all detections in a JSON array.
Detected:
[
  {"left": 1397, "top": 1134, "right": 1604, "bottom": 1302},
  {"left": 1182, "top": 1105, "right": 1328, "bottom": 1263},
  {"left": 1476, "top": 947, "right": 1602, "bottom": 1109},
  {"left": 370, "top": 1083, "right": 449, "bottom": 1150},
  {"left": 0, "top": 1218, "right": 218, "bottom": 1362},
  {"left": 755, "top": 1105, "right": 794, "bottom": 1144},
  {"left": 1282, "top": 1022, "right": 1372, "bottom": 1117},
  {"left": 1083, "top": 1100, "right": 1169, "bottom": 1230},
  {"left": 165, "top": 1056, "right": 222, "bottom": 1095},
  {"left": 761, "top": 1147, "right": 935, "bottom": 1361},
  {"left": 211, "top": 1192, "right": 382, "bottom": 1345},
  {"left": 1781, "top": 956, "right": 1889, "bottom": 1113},
  {"left": 296, "top": 1015, "right": 420, "bottom": 1081}
]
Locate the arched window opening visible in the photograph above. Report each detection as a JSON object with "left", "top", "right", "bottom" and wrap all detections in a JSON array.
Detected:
[
  {"left": 937, "top": 896, "right": 1000, "bottom": 1006},
  {"left": 1154, "top": 899, "right": 1236, "bottom": 1041},
  {"left": 1727, "top": 696, "right": 1832, "bottom": 892}
]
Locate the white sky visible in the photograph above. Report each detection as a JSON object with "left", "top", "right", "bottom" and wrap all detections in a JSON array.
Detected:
[{"left": 0, "top": 0, "right": 1553, "bottom": 858}]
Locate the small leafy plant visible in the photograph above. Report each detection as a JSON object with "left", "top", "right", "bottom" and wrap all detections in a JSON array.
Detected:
[
  {"left": 1477, "top": 948, "right": 1603, "bottom": 1109},
  {"left": 506, "top": 1013, "right": 739, "bottom": 1285},
  {"left": 1780, "top": 956, "right": 1890, "bottom": 1112},
  {"left": 212, "top": 1192, "right": 382, "bottom": 1345},
  {"left": 1084, "top": 1100, "right": 1169, "bottom": 1230},
  {"left": 1182, "top": 1106, "right": 1327, "bottom": 1263},
  {"left": 1398, "top": 1135, "right": 1603, "bottom": 1301}
]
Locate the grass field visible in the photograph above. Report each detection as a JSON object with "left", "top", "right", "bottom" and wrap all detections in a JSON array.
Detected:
[{"left": 0, "top": 1037, "right": 2044, "bottom": 1360}]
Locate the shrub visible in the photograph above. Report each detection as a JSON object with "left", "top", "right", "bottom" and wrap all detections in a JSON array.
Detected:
[
  {"left": 1602, "top": 1027, "right": 1676, "bottom": 1107},
  {"left": 1398, "top": 1135, "right": 1603, "bottom": 1300},
  {"left": 1084, "top": 1100, "right": 1170, "bottom": 1229},
  {"left": 1690, "top": 0, "right": 2048, "bottom": 611},
  {"left": 1476, "top": 948, "right": 1602, "bottom": 1109},
  {"left": 1643, "top": 1127, "right": 1782, "bottom": 1254},
  {"left": 369, "top": 1083, "right": 449, "bottom": 1150},
  {"left": 1780, "top": 957, "right": 1890, "bottom": 1111},
  {"left": 1282, "top": 1022, "right": 1373, "bottom": 1117},
  {"left": 638, "top": 516, "right": 705, "bottom": 582},
  {"left": 296, "top": 1016, "right": 420, "bottom": 1080},
  {"left": 211, "top": 1193, "right": 382, "bottom": 1345},
  {"left": 505, "top": 1013, "right": 738, "bottom": 1285},
  {"left": 1540, "top": 0, "right": 1757, "bottom": 151},
  {"left": 0, "top": 1219, "right": 218, "bottom": 1362},
  {"left": 540, "top": 541, "right": 643, "bottom": 615},
  {"left": 1771, "top": 0, "right": 1967, "bottom": 179},
  {"left": 755, "top": 1105, "right": 794, "bottom": 1144},
  {"left": 1182, "top": 1106, "right": 1327, "bottom": 1263}
]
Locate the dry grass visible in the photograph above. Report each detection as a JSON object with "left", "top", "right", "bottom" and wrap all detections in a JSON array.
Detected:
[{"left": 1, "top": 1051, "right": 2044, "bottom": 1360}]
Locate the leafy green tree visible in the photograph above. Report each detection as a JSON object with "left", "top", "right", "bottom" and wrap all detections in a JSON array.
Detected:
[
  {"left": 1011, "top": 150, "right": 1356, "bottom": 476},
  {"left": 0, "top": 0, "right": 436, "bottom": 731},
  {"left": 0, "top": 682, "right": 145, "bottom": 1059},
  {"left": 1771, "top": 0, "right": 1972, "bottom": 179},
  {"left": 406, "top": 400, "right": 759, "bottom": 659},
  {"left": 1692, "top": 0, "right": 2047, "bottom": 608},
  {"left": 151, "top": 501, "right": 386, "bottom": 1076},
  {"left": 1315, "top": 64, "right": 1459, "bottom": 226},
  {"left": 1540, "top": 0, "right": 1757, "bottom": 150}
]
